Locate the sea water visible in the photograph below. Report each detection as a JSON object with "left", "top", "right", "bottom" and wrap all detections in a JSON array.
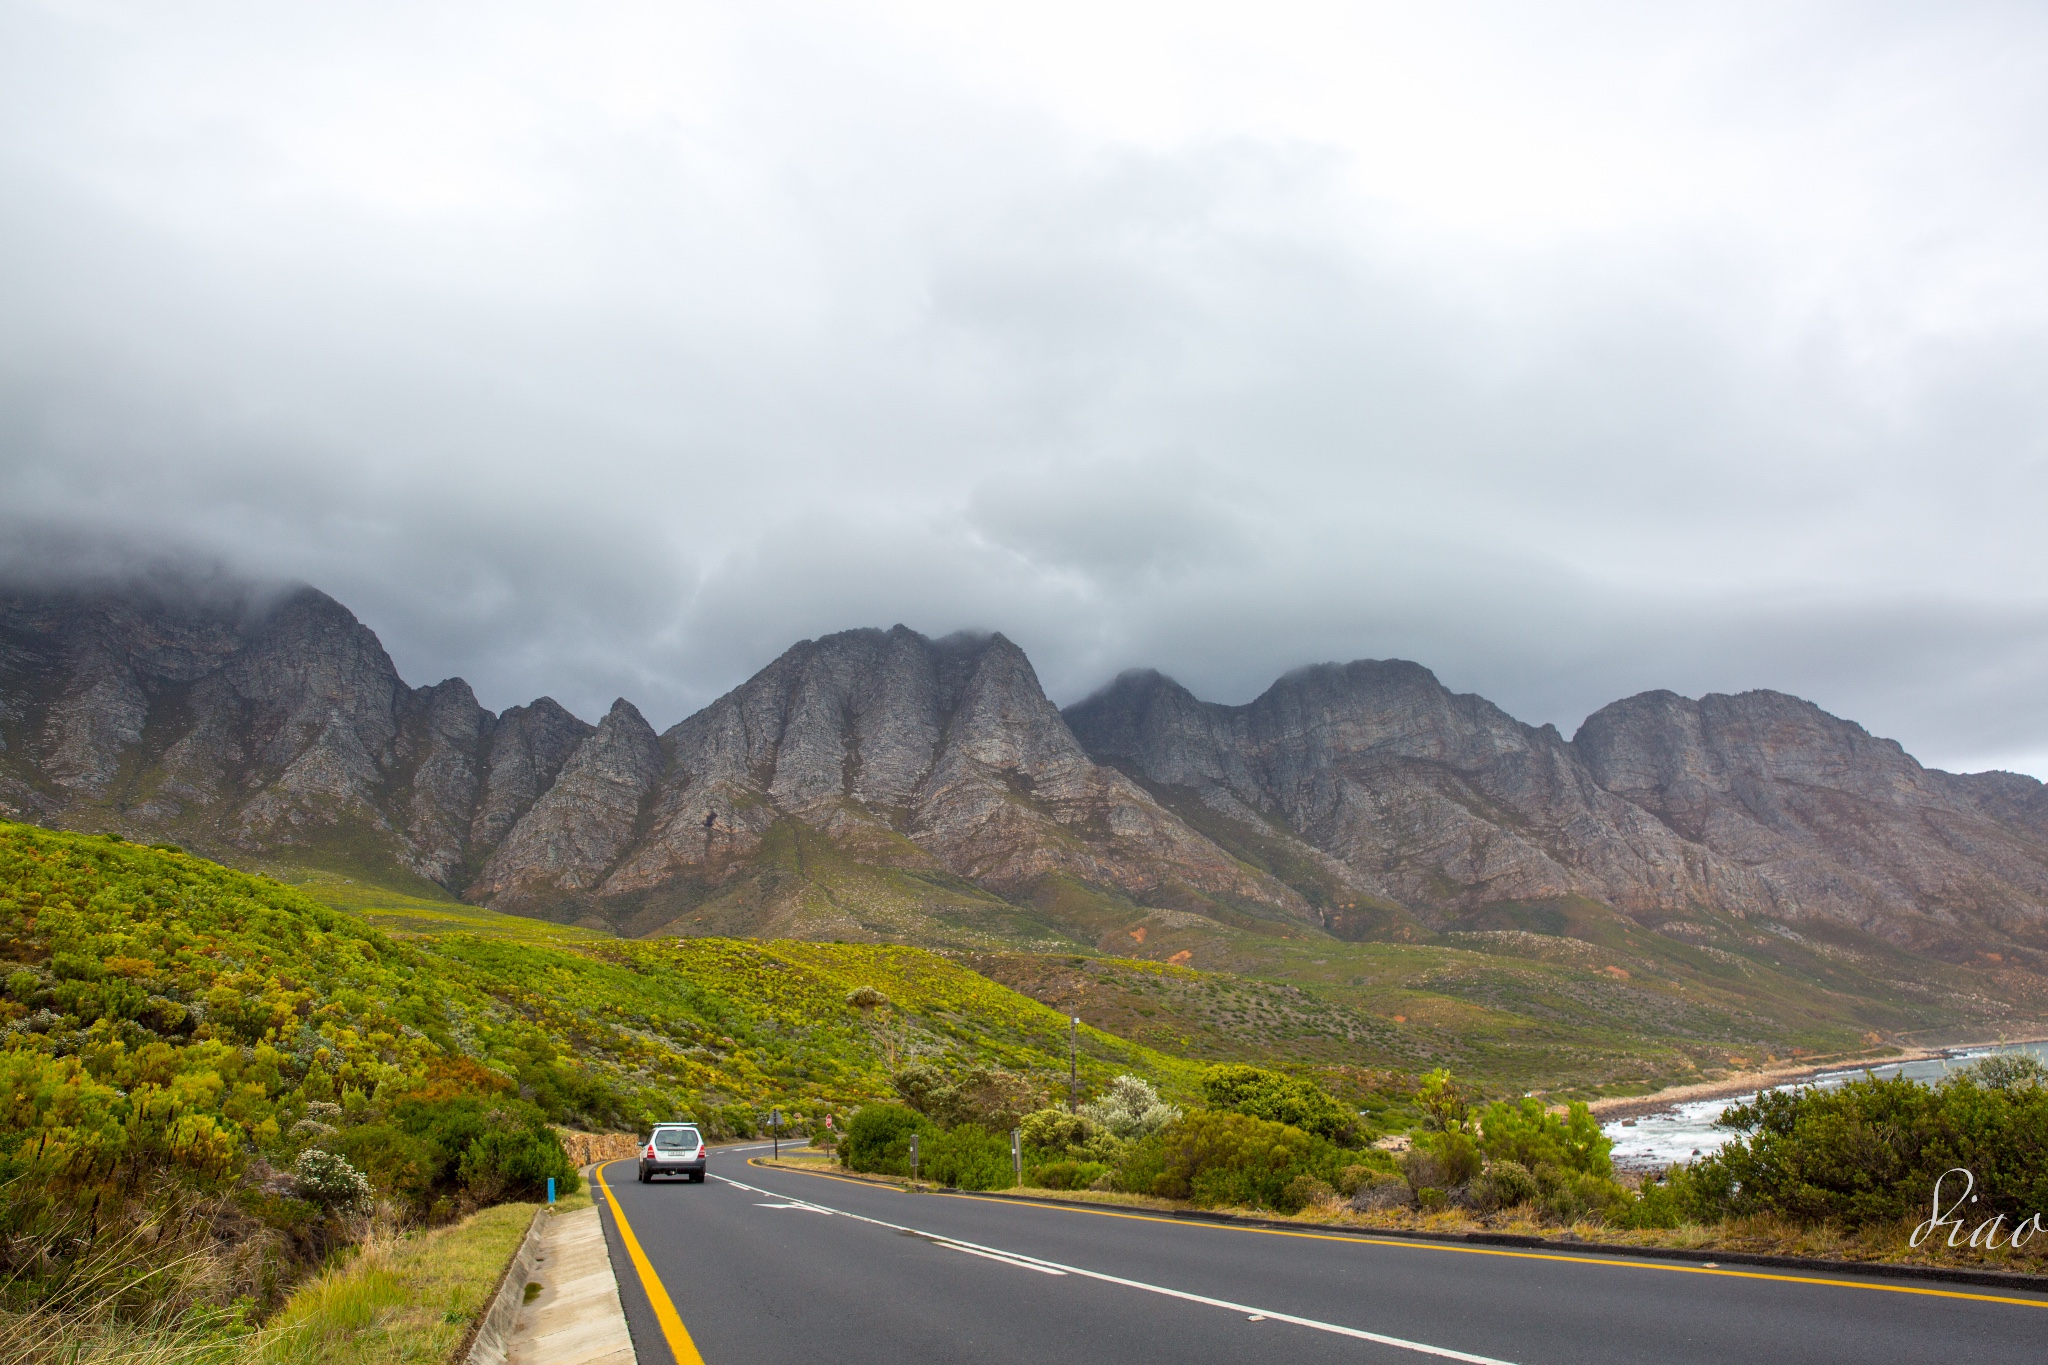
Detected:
[{"left": 1602, "top": 1040, "right": 2048, "bottom": 1170}]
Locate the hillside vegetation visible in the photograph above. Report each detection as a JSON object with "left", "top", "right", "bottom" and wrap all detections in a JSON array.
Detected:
[{"left": 0, "top": 820, "right": 1208, "bottom": 1345}]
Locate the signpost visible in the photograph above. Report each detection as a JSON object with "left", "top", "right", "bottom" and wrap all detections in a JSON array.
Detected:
[
  {"left": 910, "top": 1131, "right": 921, "bottom": 1184},
  {"left": 1011, "top": 1127, "right": 1022, "bottom": 1188},
  {"left": 771, "top": 1108, "right": 782, "bottom": 1159}
]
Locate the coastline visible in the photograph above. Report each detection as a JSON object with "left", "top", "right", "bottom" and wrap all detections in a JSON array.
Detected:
[{"left": 1586, "top": 1029, "right": 2048, "bottom": 1123}]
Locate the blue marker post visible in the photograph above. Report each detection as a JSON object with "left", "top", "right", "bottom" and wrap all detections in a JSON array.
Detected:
[{"left": 547, "top": 1177, "right": 556, "bottom": 1205}]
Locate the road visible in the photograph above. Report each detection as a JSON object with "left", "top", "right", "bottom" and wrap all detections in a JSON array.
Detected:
[{"left": 590, "top": 1144, "right": 2048, "bottom": 1364}]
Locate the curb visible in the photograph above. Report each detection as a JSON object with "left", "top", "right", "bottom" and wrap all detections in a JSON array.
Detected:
[{"left": 749, "top": 1160, "right": 2048, "bottom": 1294}]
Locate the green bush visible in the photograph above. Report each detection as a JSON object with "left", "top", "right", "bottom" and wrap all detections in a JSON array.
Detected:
[
  {"left": 1532, "top": 1163, "right": 1629, "bottom": 1225},
  {"left": 1680, "top": 1071, "right": 2048, "bottom": 1229},
  {"left": 1020, "top": 1108, "right": 1092, "bottom": 1153},
  {"left": 1477, "top": 1098, "right": 1612, "bottom": 1176},
  {"left": 1079, "top": 1075, "right": 1179, "bottom": 1139},
  {"left": 292, "top": 1149, "right": 372, "bottom": 1210},
  {"left": 842, "top": 1103, "right": 935, "bottom": 1176},
  {"left": 923, "top": 1124, "right": 1016, "bottom": 1191},
  {"left": 333, "top": 1123, "right": 440, "bottom": 1205},
  {"left": 1403, "top": 1129, "right": 1482, "bottom": 1192},
  {"left": 1335, "top": 1163, "right": 1377, "bottom": 1197},
  {"left": 1281, "top": 1174, "right": 1336, "bottom": 1213},
  {"left": 1472, "top": 1159, "right": 1538, "bottom": 1211},
  {"left": 1612, "top": 1170, "right": 1687, "bottom": 1230},
  {"left": 458, "top": 1122, "right": 579, "bottom": 1202},
  {"left": 1121, "top": 1110, "right": 1343, "bottom": 1211},
  {"left": 1199, "top": 1065, "right": 1357, "bottom": 1144}
]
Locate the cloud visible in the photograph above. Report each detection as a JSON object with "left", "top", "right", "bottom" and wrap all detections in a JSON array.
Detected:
[{"left": 3, "top": 1, "right": 2047, "bottom": 775}]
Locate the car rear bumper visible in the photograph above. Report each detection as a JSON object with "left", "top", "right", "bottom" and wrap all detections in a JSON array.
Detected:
[{"left": 639, "top": 1159, "right": 707, "bottom": 1177}]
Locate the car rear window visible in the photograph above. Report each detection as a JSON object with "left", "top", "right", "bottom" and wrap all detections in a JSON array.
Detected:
[{"left": 653, "top": 1128, "right": 701, "bottom": 1149}]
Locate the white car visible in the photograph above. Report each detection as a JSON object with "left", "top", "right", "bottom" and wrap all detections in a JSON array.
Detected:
[{"left": 638, "top": 1123, "right": 707, "bottom": 1182}]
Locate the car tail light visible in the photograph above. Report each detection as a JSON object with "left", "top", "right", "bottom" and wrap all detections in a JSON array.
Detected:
[
  {"left": 695, "top": 1145, "right": 706, "bottom": 1159},
  {"left": 645, "top": 1143, "right": 657, "bottom": 1158}
]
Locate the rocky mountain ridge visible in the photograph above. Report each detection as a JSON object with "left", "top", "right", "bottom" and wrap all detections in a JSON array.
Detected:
[
  {"left": 6, "top": 580, "right": 2048, "bottom": 965},
  {"left": 1067, "top": 665, "right": 2048, "bottom": 957}
]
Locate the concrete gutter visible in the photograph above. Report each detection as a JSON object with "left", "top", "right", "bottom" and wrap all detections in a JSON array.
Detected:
[
  {"left": 467, "top": 1182, "right": 637, "bottom": 1365},
  {"left": 463, "top": 1207, "right": 548, "bottom": 1365}
]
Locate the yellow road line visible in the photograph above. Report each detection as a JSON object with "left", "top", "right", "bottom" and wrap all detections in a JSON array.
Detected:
[
  {"left": 754, "top": 1160, "right": 2048, "bottom": 1311},
  {"left": 594, "top": 1160, "right": 710, "bottom": 1364}
]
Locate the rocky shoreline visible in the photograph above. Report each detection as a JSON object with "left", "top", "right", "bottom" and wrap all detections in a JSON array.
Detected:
[{"left": 1587, "top": 1032, "right": 2048, "bottom": 1123}]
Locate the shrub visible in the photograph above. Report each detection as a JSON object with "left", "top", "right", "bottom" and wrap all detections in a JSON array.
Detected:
[
  {"left": 1532, "top": 1164, "right": 1629, "bottom": 1225},
  {"left": 1612, "top": 1169, "right": 1687, "bottom": 1230},
  {"left": 1080, "top": 1076, "right": 1180, "bottom": 1140},
  {"left": 1336, "top": 1164, "right": 1375, "bottom": 1197},
  {"left": 1964, "top": 1055, "right": 2048, "bottom": 1091},
  {"left": 1125, "top": 1110, "right": 1342, "bottom": 1211},
  {"left": 333, "top": 1123, "right": 439, "bottom": 1205},
  {"left": 1473, "top": 1159, "right": 1538, "bottom": 1211},
  {"left": 843, "top": 1103, "right": 935, "bottom": 1176},
  {"left": 1680, "top": 1071, "right": 2048, "bottom": 1229},
  {"left": 1021, "top": 1108, "right": 1093, "bottom": 1153},
  {"left": 1403, "top": 1129, "right": 1482, "bottom": 1194},
  {"left": 1477, "top": 1098, "right": 1612, "bottom": 1177},
  {"left": 954, "top": 1066, "right": 1048, "bottom": 1131},
  {"left": 892, "top": 1063, "right": 959, "bottom": 1122},
  {"left": 1199, "top": 1065, "right": 1357, "bottom": 1144},
  {"left": 373, "top": 1093, "right": 578, "bottom": 1208},
  {"left": 923, "top": 1124, "right": 1016, "bottom": 1191},
  {"left": 1349, "top": 1172, "right": 1413, "bottom": 1212},
  {"left": 894, "top": 1064, "right": 1047, "bottom": 1132},
  {"left": 1281, "top": 1174, "right": 1337, "bottom": 1213},
  {"left": 292, "top": 1150, "right": 373, "bottom": 1210},
  {"left": 1416, "top": 1069, "right": 1469, "bottom": 1132},
  {"left": 457, "top": 1122, "right": 579, "bottom": 1202}
]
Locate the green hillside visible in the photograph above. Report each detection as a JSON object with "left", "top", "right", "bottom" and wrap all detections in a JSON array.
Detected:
[
  {"left": 297, "top": 832, "right": 2032, "bottom": 1101},
  {"left": 0, "top": 819, "right": 1218, "bottom": 1349},
  {"left": 0, "top": 822, "right": 1192, "bottom": 1139},
  {"left": 966, "top": 890, "right": 2043, "bottom": 1100}
]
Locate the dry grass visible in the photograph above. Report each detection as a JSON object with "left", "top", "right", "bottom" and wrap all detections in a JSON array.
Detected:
[
  {"left": 1, "top": 1190, "right": 592, "bottom": 1365},
  {"left": 256, "top": 1190, "right": 592, "bottom": 1365}
]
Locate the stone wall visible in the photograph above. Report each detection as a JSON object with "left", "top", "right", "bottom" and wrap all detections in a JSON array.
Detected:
[{"left": 555, "top": 1129, "right": 643, "bottom": 1166}]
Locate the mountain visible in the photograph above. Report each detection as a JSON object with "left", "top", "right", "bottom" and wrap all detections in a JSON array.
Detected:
[
  {"left": 504, "top": 626, "right": 1307, "bottom": 934},
  {"left": 1065, "top": 664, "right": 2048, "bottom": 960},
  {"left": 8, "top": 575, "right": 2048, "bottom": 1087},
  {"left": 1575, "top": 689, "right": 2048, "bottom": 952},
  {"left": 0, "top": 581, "right": 590, "bottom": 893},
  {"left": 11, "top": 578, "right": 2048, "bottom": 960},
  {"left": 0, "top": 585, "right": 1303, "bottom": 942}
]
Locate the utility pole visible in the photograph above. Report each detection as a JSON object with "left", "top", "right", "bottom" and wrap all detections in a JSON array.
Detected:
[
  {"left": 1011, "top": 1127, "right": 1022, "bottom": 1188},
  {"left": 771, "top": 1108, "right": 781, "bottom": 1159},
  {"left": 910, "top": 1131, "right": 921, "bottom": 1185},
  {"left": 1069, "top": 1015, "right": 1079, "bottom": 1113}
]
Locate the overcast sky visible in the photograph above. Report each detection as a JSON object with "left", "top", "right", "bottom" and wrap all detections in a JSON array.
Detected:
[{"left": 3, "top": 2, "right": 2046, "bottom": 774}]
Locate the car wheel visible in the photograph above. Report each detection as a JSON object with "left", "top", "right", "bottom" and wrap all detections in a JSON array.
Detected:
[
  {"left": 691, "top": 1171, "right": 705, "bottom": 1183},
  {"left": 637, "top": 1169, "right": 648, "bottom": 1184}
]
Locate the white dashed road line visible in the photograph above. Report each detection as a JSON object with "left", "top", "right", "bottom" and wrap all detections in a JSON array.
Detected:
[{"left": 712, "top": 1173, "right": 1519, "bottom": 1365}]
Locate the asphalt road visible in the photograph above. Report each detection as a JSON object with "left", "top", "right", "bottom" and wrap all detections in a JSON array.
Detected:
[{"left": 591, "top": 1144, "right": 2048, "bottom": 1364}]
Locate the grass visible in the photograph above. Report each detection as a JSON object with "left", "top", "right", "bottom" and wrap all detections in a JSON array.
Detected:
[
  {"left": 258, "top": 1193, "right": 590, "bottom": 1365},
  {"left": 289, "top": 870, "right": 608, "bottom": 944},
  {"left": 0, "top": 1195, "right": 584, "bottom": 1365}
]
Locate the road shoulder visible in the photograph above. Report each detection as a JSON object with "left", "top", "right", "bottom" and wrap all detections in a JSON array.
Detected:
[{"left": 494, "top": 1197, "right": 637, "bottom": 1365}]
